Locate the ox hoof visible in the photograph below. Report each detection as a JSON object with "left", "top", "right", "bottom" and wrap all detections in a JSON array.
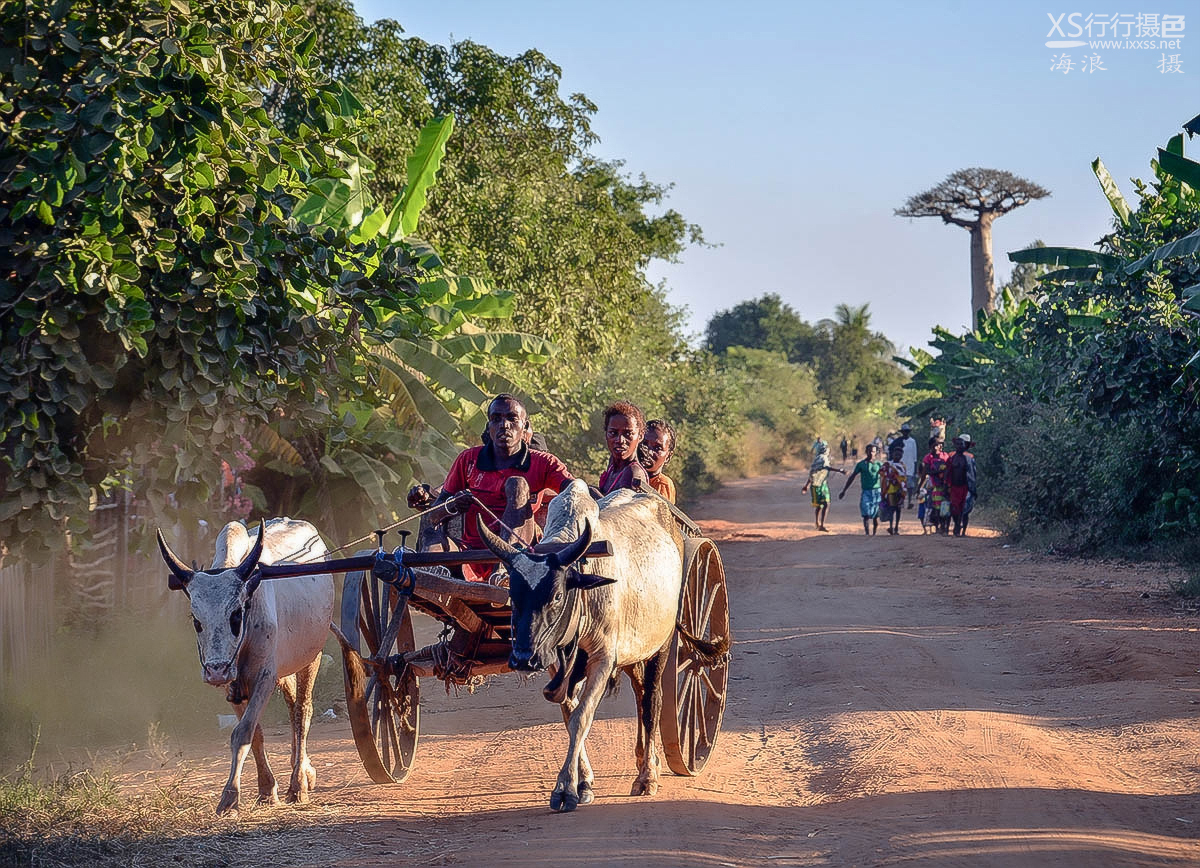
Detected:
[
  {"left": 285, "top": 789, "right": 310, "bottom": 805},
  {"left": 578, "top": 782, "right": 595, "bottom": 805},
  {"left": 257, "top": 791, "right": 280, "bottom": 806},
  {"left": 550, "top": 783, "right": 579, "bottom": 813},
  {"left": 630, "top": 778, "right": 659, "bottom": 797},
  {"left": 215, "top": 789, "right": 240, "bottom": 816}
]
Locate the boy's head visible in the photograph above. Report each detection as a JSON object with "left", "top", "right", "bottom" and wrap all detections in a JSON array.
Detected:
[
  {"left": 889, "top": 442, "right": 904, "bottom": 460},
  {"left": 865, "top": 443, "right": 878, "bottom": 459},
  {"left": 603, "top": 401, "right": 645, "bottom": 463},
  {"left": 639, "top": 419, "right": 676, "bottom": 475}
]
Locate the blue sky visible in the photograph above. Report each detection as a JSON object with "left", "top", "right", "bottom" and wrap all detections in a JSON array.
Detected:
[{"left": 353, "top": 0, "right": 1193, "bottom": 355}]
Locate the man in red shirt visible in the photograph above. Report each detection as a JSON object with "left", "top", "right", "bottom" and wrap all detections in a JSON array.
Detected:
[{"left": 408, "top": 394, "right": 573, "bottom": 579}]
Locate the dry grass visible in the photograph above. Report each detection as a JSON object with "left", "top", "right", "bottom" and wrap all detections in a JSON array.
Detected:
[{"left": 0, "top": 739, "right": 344, "bottom": 868}]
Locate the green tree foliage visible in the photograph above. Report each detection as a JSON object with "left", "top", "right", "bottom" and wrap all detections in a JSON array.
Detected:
[
  {"left": 903, "top": 118, "right": 1200, "bottom": 552},
  {"left": 815, "top": 303, "right": 908, "bottom": 417},
  {"left": 0, "top": 0, "right": 509, "bottom": 556},
  {"left": 704, "top": 293, "right": 818, "bottom": 360},
  {"left": 717, "top": 347, "right": 833, "bottom": 467},
  {"left": 281, "top": 1, "right": 730, "bottom": 497},
  {"left": 704, "top": 295, "right": 908, "bottom": 422},
  {"left": 294, "top": 1, "right": 704, "bottom": 363}
]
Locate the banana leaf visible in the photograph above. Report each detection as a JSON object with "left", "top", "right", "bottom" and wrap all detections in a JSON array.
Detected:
[
  {"left": 1157, "top": 148, "right": 1200, "bottom": 189},
  {"left": 1039, "top": 266, "right": 1100, "bottom": 283},
  {"left": 439, "top": 332, "right": 558, "bottom": 364},
  {"left": 1180, "top": 283, "right": 1200, "bottom": 313},
  {"left": 1008, "top": 246, "right": 1121, "bottom": 269},
  {"left": 383, "top": 338, "right": 490, "bottom": 406},
  {"left": 393, "top": 115, "right": 454, "bottom": 240},
  {"left": 1091, "top": 158, "right": 1131, "bottom": 228},
  {"left": 1127, "top": 226, "right": 1200, "bottom": 273},
  {"left": 334, "top": 449, "right": 400, "bottom": 509},
  {"left": 370, "top": 353, "right": 461, "bottom": 434}
]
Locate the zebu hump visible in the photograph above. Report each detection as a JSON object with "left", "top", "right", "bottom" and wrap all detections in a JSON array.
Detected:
[
  {"left": 211, "top": 518, "right": 328, "bottom": 570},
  {"left": 543, "top": 479, "right": 600, "bottom": 544},
  {"left": 259, "top": 518, "right": 329, "bottom": 565}
]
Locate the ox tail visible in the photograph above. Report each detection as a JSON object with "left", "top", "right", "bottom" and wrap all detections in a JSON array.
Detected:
[
  {"left": 676, "top": 624, "right": 732, "bottom": 667},
  {"left": 329, "top": 622, "right": 369, "bottom": 693}
]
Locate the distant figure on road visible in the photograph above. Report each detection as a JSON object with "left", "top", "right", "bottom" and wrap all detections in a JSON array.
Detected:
[
  {"left": 918, "top": 436, "right": 951, "bottom": 535},
  {"left": 839, "top": 443, "right": 882, "bottom": 536},
  {"left": 801, "top": 442, "right": 846, "bottom": 532},
  {"left": 839, "top": 436, "right": 849, "bottom": 464},
  {"left": 892, "top": 423, "right": 919, "bottom": 507},
  {"left": 880, "top": 441, "right": 909, "bottom": 536},
  {"left": 947, "top": 433, "right": 978, "bottom": 536}
]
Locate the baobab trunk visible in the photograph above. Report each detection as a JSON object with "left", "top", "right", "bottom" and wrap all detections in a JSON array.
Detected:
[{"left": 969, "top": 212, "right": 996, "bottom": 319}]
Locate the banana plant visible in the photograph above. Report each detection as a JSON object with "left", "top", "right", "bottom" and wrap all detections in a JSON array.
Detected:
[{"left": 254, "top": 115, "right": 558, "bottom": 531}]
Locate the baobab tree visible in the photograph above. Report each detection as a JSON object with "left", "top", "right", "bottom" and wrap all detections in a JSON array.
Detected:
[{"left": 896, "top": 168, "right": 1050, "bottom": 317}]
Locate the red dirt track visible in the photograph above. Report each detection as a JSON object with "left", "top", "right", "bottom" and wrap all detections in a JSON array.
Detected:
[{"left": 128, "top": 470, "right": 1200, "bottom": 866}]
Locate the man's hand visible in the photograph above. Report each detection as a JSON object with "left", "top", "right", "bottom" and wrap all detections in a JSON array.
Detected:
[
  {"left": 838, "top": 491, "right": 845, "bottom": 500},
  {"left": 407, "top": 484, "right": 434, "bottom": 510}
]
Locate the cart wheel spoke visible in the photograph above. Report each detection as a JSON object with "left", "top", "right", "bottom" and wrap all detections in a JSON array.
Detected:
[
  {"left": 661, "top": 539, "right": 730, "bottom": 777},
  {"left": 341, "top": 564, "right": 420, "bottom": 785}
]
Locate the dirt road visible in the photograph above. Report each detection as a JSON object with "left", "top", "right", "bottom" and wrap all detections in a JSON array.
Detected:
[{"left": 140, "top": 470, "right": 1200, "bottom": 866}]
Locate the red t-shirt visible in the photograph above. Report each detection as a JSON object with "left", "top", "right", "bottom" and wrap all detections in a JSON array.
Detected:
[{"left": 443, "top": 444, "right": 573, "bottom": 556}]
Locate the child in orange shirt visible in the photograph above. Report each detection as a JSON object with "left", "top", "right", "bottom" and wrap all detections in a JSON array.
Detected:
[{"left": 638, "top": 419, "right": 677, "bottom": 503}]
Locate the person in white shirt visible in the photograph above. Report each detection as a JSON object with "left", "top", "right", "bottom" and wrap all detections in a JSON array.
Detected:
[{"left": 893, "top": 423, "right": 919, "bottom": 507}]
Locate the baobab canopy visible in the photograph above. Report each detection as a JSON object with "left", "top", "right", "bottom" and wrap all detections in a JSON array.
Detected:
[{"left": 896, "top": 168, "right": 1050, "bottom": 318}]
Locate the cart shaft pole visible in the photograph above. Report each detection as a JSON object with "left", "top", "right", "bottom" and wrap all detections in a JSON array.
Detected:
[{"left": 256, "top": 540, "right": 614, "bottom": 580}]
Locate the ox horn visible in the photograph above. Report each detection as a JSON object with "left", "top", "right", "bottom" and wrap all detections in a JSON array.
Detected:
[
  {"left": 548, "top": 518, "right": 593, "bottom": 569},
  {"left": 236, "top": 519, "right": 266, "bottom": 583},
  {"left": 476, "top": 516, "right": 520, "bottom": 562},
  {"left": 157, "top": 529, "right": 193, "bottom": 590}
]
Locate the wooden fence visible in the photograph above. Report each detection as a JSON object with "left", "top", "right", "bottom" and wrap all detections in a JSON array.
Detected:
[
  {"left": 0, "top": 560, "right": 52, "bottom": 679},
  {"left": 0, "top": 492, "right": 168, "bottom": 681}
]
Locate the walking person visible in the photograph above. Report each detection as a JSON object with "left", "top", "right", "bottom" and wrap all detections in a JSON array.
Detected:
[
  {"left": 917, "top": 436, "right": 951, "bottom": 535},
  {"left": 839, "top": 443, "right": 883, "bottom": 536},
  {"left": 840, "top": 436, "right": 849, "bottom": 464},
  {"left": 880, "top": 441, "right": 908, "bottom": 535},
  {"left": 801, "top": 442, "right": 846, "bottom": 532},
  {"left": 946, "top": 433, "right": 978, "bottom": 536},
  {"left": 892, "top": 423, "right": 919, "bottom": 507}
]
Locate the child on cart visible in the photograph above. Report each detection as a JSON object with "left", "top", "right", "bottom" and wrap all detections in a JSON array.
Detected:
[{"left": 638, "top": 419, "right": 678, "bottom": 503}]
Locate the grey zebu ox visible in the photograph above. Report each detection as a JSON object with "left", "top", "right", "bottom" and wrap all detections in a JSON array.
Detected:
[
  {"left": 478, "top": 478, "right": 723, "bottom": 812},
  {"left": 157, "top": 518, "right": 334, "bottom": 815}
]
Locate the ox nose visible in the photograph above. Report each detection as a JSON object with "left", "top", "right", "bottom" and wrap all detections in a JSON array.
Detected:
[
  {"left": 509, "top": 648, "right": 538, "bottom": 671},
  {"left": 202, "top": 662, "right": 233, "bottom": 685}
]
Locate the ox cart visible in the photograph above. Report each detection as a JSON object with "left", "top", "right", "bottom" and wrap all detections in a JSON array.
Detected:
[{"left": 255, "top": 488, "right": 731, "bottom": 786}]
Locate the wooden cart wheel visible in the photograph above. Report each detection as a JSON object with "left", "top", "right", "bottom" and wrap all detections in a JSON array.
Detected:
[
  {"left": 341, "top": 564, "right": 419, "bottom": 784},
  {"left": 660, "top": 537, "right": 731, "bottom": 776}
]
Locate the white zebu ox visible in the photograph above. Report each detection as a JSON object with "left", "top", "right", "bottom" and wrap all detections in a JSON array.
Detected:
[
  {"left": 477, "top": 479, "right": 693, "bottom": 812},
  {"left": 157, "top": 518, "right": 333, "bottom": 815}
]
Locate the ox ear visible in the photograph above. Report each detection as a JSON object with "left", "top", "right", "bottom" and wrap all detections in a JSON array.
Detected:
[
  {"left": 476, "top": 516, "right": 520, "bottom": 562},
  {"left": 567, "top": 570, "right": 617, "bottom": 591},
  {"left": 236, "top": 519, "right": 266, "bottom": 582},
  {"left": 547, "top": 519, "right": 593, "bottom": 569},
  {"left": 157, "top": 529, "right": 193, "bottom": 591}
]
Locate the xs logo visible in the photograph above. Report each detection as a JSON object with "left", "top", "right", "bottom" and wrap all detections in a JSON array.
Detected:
[{"left": 1047, "top": 12, "right": 1085, "bottom": 37}]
